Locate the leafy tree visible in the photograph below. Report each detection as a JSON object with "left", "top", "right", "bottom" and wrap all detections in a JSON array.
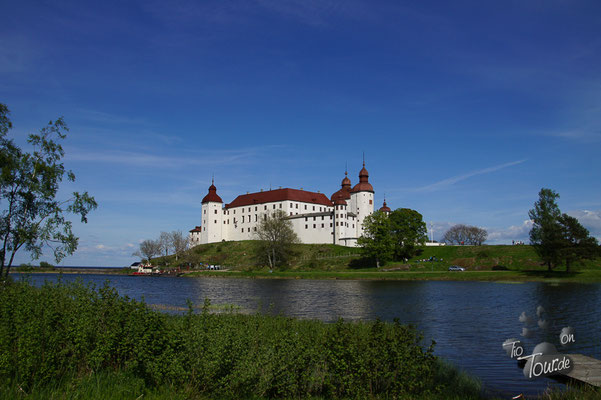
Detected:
[
  {"left": 442, "top": 224, "right": 488, "bottom": 245},
  {"left": 388, "top": 208, "right": 428, "bottom": 261},
  {"left": 254, "top": 210, "right": 299, "bottom": 269},
  {"left": 133, "top": 239, "right": 162, "bottom": 263},
  {"left": 528, "top": 188, "right": 564, "bottom": 271},
  {"left": 557, "top": 213, "right": 599, "bottom": 272},
  {"left": 357, "top": 211, "right": 394, "bottom": 268},
  {"left": 0, "top": 104, "right": 97, "bottom": 280}
]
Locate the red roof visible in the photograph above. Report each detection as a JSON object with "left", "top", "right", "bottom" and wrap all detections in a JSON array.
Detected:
[
  {"left": 189, "top": 226, "right": 202, "bottom": 232},
  {"left": 351, "top": 163, "right": 374, "bottom": 193},
  {"left": 379, "top": 200, "right": 391, "bottom": 213},
  {"left": 202, "top": 182, "right": 223, "bottom": 203},
  {"left": 226, "top": 188, "right": 333, "bottom": 209}
]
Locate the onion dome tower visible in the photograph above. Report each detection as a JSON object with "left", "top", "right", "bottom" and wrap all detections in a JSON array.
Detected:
[
  {"left": 331, "top": 169, "right": 352, "bottom": 202},
  {"left": 350, "top": 157, "right": 375, "bottom": 238},
  {"left": 379, "top": 197, "right": 391, "bottom": 214},
  {"left": 202, "top": 178, "right": 223, "bottom": 204},
  {"left": 200, "top": 178, "right": 223, "bottom": 243},
  {"left": 350, "top": 161, "right": 374, "bottom": 194}
]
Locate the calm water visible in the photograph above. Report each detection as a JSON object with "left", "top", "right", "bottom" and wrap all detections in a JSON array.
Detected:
[{"left": 22, "top": 273, "right": 601, "bottom": 397}]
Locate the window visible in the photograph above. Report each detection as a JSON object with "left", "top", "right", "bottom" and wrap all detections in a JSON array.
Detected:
[
  {"left": 330, "top": 223, "right": 333, "bottom": 227},
  {"left": 214, "top": 220, "right": 217, "bottom": 224},
  {"left": 336, "top": 222, "right": 339, "bottom": 226},
  {"left": 233, "top": 210, "right": 236, "bottom": 214},
  {"left": 273, "top": 204, "right": 276, "bottom": 209},
  {"left": 305, "top": 217, "right": 308, "bottom": 222},
  {"left": 290, "top": 212, "right": 293, "bottom": 216},
  {"left": 242, "top": 216, "right": 245, "bottom": 223},
  {"left": 254, "top": 227, "right": 257, "bottom": 231},
  {"left": 304, "top": 205, "right": 307, "bottom": 210},
  {"left": 312, "top": 206, "right": 315, "bottom": 211},
  {"left": 255, "top": 206, "right": 257, "bottom": 211},
  {"left": 321, "top": 216, "right": 324, "bottom": 220},
  {"left": 255, "top": 215, "right": 258, "bottom": 222},
  {"left": 321, "top": 224, "right": 324, "bottom": 228},
  {"left": 305, "top": 225, "right": 308, "bottom": 229},
  {"left": 264, "top": 206, "right": 267, "bottom": 210},
  {"left": 223, "top": 221, "right": 226, "bottom": 224},
  {"left": 369, "top": 199, "right": 373, "bottom": 204},
  {"left": 241, "top": 228, "right": 244, "bottom": 232},
  {"left": 296, "top": 204, "right": 298, "bottom": 209},
  {"left": 214, "top": 209, "right": 217, "bottom": 214},
  {"left": 203, "top": 227, "right": 205, "bottom": 231},
  {"left": 203, "top": 210, "right": 206, "bottom": 214},
  {"left": 313, "top": 216, "right": 316, "bottom": 221},
  {"left": 290, "top": 203, "right": 293, "bottom": 207},
  {"left": 248, "top": 207, "right": 251, "bottom": 212},
  {"left": 313, "top": 224, "right": 316, "bottom": 228},
  {"left": 279, "top": 204, "right": 282, "bottom": 208}
]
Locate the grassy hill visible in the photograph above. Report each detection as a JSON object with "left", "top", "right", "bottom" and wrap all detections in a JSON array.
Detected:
[{"left": 154, "top": 241, "right": 600, "bottom": 273}]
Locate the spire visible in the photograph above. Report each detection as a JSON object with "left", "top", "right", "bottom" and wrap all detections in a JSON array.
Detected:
[{"left": 351, "top": 156, "right": 374, "bottom": 193}]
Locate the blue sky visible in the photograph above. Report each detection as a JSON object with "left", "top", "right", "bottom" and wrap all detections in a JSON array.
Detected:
[{"left": 2, "top": 0, "right": 600, "bottom": 266}]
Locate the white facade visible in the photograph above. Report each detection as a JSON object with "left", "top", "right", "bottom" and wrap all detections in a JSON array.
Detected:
[{"left": 190, "top": 164, "right": 377, "bottom": 247}]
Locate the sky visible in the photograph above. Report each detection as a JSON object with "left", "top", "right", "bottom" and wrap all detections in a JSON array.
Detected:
[{"left": 2, "top": 0, "right": 600, "bottom": 266}]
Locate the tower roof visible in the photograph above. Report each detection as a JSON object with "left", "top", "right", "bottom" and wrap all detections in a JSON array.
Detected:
[
  {"left": 331, "top": 170, "right": 352, "bottom": 201},
  {"left": 379, "top": 199, "right": 391, "bottom": 213},
  {"left": 201, "top": 179, "right": 223, "bottom": 203},
  {"left": 351, "top": 161, "right": 374, "bottom": 193}
]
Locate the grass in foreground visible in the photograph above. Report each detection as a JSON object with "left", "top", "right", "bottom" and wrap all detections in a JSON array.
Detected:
[{"left": 0, "top": 279, "right": 483, "bottom": 399}]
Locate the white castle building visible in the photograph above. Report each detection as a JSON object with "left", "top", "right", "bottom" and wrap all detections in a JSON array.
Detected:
[{"left": 189, "top": 163, "right": 389, "bottom": 247}]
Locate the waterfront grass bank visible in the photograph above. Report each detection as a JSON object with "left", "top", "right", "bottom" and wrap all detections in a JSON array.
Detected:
[{"left": 0, "top": 279, "right": 483, "bottom": 399}]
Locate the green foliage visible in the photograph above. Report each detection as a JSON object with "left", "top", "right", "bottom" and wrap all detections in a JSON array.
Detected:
[
  {"left": 254, "top": 210, "right": 299, "bottom": 268},
  {"left": 359, "top": 208, "right": 427, "bottom": 267},
  {"left": 0, "top": 280, "right": 461, "bottom": 399},
  {"left": 529, "top": 188, "right": 599, "bottom": 271},
  {"left": 389, "top": 208, "right": 428, "bottom": 261},
  {"left": 529, "top": 188, "right": 564, "bottom": 270},
  {"left": 38, "top": 261, "right": 53, "bottom": 269},
  {"left": 0, "top": 104, "right": 97, "bottom": 279},
  {"left": 358, "top": 211, "right": 394, "bottom": 267}
]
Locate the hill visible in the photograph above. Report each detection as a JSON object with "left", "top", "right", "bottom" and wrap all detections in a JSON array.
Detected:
[{"left": 153, "top": 241, "right": 599, "bottom": 273}]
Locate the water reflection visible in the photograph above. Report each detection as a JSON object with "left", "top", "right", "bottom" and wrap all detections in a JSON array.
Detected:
[{"left": 23, "top": 274, "right": 601, "bottom": 397}]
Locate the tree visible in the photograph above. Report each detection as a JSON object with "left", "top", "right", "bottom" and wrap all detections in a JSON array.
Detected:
[
  {"left": 528, "top": 188, "right": 564, "bottom": 271},
  {"left": 388, "top": 208, "right": 428, "bottom": 261},
  {"left": 442, "top": 224, "right": 488, "bottom": 245},
  {"left": 169, "top": 230, "right": 188, "bottom": 261},
  {"left": 557, "top": 213, "right": 599, "bottom": 272},
  {"left": 159, "top": 231, "right": 171, "bottom": 257},
  {"left": 0, "top": 104, "right": 97, "bottom": 280},
  {"left": 254, "top": 210, "right": 299, "bottom": 269},
  {"left": 357, "top": 211, "right": 394, "bottom": 268},
  {"left": 133, "top": 239, "right": 162, "bottom": 263}
]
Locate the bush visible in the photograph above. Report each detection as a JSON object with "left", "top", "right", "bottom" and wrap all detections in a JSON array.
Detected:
[{"left": 492, "top": 265, "right": 509, "bottom": 271}]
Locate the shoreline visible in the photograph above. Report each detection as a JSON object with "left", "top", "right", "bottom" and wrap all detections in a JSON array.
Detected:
[{"left": 12, "top": 268, "right": 601, "bottom": 283}]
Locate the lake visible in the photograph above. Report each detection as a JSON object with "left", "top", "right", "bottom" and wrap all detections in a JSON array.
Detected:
[{"left": 22, "top": 273, "right": 601, "bottom": 397}]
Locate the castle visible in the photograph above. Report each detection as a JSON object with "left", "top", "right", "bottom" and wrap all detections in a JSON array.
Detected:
[{"left": 189, "top": 162, "right": 390, "bottom": 247}]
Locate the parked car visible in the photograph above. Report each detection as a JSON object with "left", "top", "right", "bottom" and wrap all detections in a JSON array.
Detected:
[{"left": 448, "top": 265, "right": 465, "bottom": 271}]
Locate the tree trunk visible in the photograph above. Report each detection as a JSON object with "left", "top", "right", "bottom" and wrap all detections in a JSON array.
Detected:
[{"left": 376, "top": 257, "right": 380, "bottom": 268}]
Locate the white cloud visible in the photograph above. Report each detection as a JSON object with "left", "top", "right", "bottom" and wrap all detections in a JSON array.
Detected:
[
  {"left": 413, "top": 159, "right": 527, "bottom": 193},
  {"left": 484, "top": 220, "right": 533, "bottom": 244}
]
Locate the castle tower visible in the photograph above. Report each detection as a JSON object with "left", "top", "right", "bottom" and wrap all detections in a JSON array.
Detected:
[
  {"left": 332, "top": 192, "right": 348, "bottom": 245},
  {"left": 379, "top": 196, "right": 391, "bottom": 215},
  {"left": 350, "top": 160, "right": 374, "bottom": 238},
  {"left": 200, "top": 179, "right": 223, "bottom": 244}
]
